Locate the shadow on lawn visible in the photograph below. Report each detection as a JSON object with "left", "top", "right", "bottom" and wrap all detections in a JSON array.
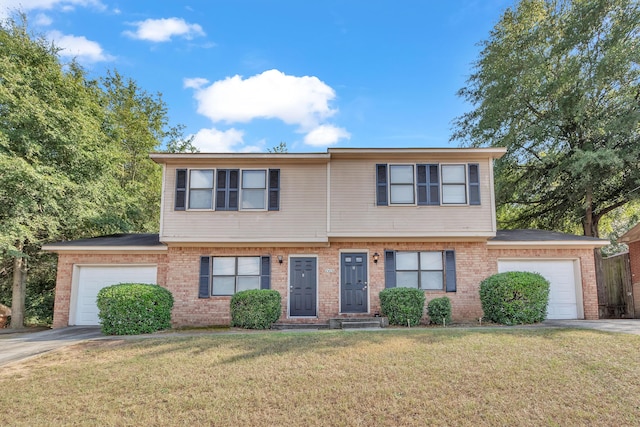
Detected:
[{"left": 115, "top": 326, "right": 594, "bottom": 365}]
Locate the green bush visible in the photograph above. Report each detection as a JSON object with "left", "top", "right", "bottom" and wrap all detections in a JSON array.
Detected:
[
  {"left": 427, "top": 297, "right": 452, "bottom": 325},
  {"left": 97, "top": 283, "right": 174, "bottom": 335},
  {"left": 230, "top": 289, "right": 281, "bottom": 329},
  {"left": 479, "top": 271, "right": 550, "bottom": 325},
  {"left": 379, "top": 287, "right": 425, "bottom": 326}
]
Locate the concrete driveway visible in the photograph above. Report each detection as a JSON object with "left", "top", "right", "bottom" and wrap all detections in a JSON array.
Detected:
[
  {"left": 543, "top": 319, "right": 640, "bottom": 335},
  {"left": 0, "top": 326, "right": 103, "bottom": 367}
]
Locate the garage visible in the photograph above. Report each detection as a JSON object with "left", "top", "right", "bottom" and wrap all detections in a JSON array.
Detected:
[
  {"left": 498, "top": 259, "right": 582, "bottom": 319},
  {"left": 72, "top": 265, "right": 158, "bottom": 325}
]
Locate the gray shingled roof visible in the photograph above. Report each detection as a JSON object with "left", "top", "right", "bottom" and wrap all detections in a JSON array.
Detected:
[
  {"left": 492, "top": 229, "right": 606, "bottom": 242},
  {"left": 46, "top": 233, "right": 163, "bottom": 247}
]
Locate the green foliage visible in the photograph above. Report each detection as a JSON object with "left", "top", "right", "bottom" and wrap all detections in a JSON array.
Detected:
[
  {"left": 96, "top": 283, "right": 174, "bottom": 335},
  {"left": 230, "top": 290, "right": 281, "bottom": 329},
  {"left": 267, "top": 142, "right": 288, "bottom": 153},
  {"left": 479, "top": 272, "right": 550, "bottom": 325},
  {"left": 379, "top": 287, "right": 426, "bottom": 326},
  {"left": 427, "top": 297, "right": 452, "bottom": 325},
  {"left": 454, "top": 0, "right": 640, "bottom": 237}
]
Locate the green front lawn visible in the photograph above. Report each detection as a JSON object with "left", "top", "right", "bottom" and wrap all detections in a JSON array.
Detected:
[{"left": 2, "top": 328, "right": 639, "bottom": 426}]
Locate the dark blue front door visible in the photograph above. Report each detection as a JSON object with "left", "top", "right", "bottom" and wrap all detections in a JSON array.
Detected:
[
  {"left": 341, "top": 253, "right": 368, "bottom": 313},
  {"left": 290, "top": 257, "right": 317, "bottom": 317}
]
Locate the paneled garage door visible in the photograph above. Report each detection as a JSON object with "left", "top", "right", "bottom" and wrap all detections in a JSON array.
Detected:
[
  {"left": 73, "top": 265, "right": 158, "bottom": 325},
  {"left": 497, "top": 260, "right": 580, "bottom": 320}
]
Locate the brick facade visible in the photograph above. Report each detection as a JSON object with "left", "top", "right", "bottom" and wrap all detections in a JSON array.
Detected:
[
  {"left": 52, "top": 242, "right": 600, "bottom": 328},
  {"left": 628, "top": 241, "right": 640, "bottom": 319}
]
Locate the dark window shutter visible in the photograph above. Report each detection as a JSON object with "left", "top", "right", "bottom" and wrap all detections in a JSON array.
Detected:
[
  {"left": 260, "top": 256, "right": 271, "bottom": 289},
  {"left": 229, "top": 169, "right": 239, "bottom": 210},
  {"left": 268, "top": 169, "right": 280, "bottom": 211},
  {"left": 417, "top": 165, "right": 428, "bottom": 205},
  {"left": 445, "top": 250, "right": 456, "bottom": 292},
  {"left": 216, "top": 170, "right": 227, "bottom": 210},
  {"left": 376, "top": 164, "right": 388, "bottom": 206},
  {"left": 175, "top": 169, "right": 187, "bottom": 210},
  {"left": 468, "top": 164, "right": 480, "bottom": 205},
  {"left": 384, "top": 250, "right": 396, "bottom": 288},
  {"left": 216, "top": 169, "right": 239, "bottom": 211},
  {"left": 428, "top": 164, "right": 440, "bottom": 205},
  {"left": 199, "top": 256, "right": 211, "bottom": 298}
]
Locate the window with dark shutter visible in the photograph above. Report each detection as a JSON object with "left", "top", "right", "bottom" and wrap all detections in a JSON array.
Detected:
[
  {"left": 216, "top": 169, "right": 239, "bottom": 211},
  {"left": 445, "top": 250, "right": 457, "bottom": 292},
  {"left": 468, "top": 164, "right": 480, "bottom": 205},
  {"left": 260, "top": 256, "right": 271, "bottom": 289},
  {"left": 268, "top": 169, "right": 280, "bottom": 211},
  {"left": 384, "top": 250, "right": 396, "bottom": 288},
  {"left": 175, "top": 169, "right": 187, "bottom": 210},
  {"left": 376, "top": 164, "right": 388, "bottom": 206},
  {"left": 199, "top": 256, "right": 211, "bottom": 298}
]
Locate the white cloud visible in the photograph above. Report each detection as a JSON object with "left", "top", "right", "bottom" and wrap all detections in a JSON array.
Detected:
[
  {"left": 48, "top": 30, "right": 114, "bottom": 63},
  {"left": 191, "top": 127, "right": 262, "bottom": 153},
  {"left": 34, "top": 13, "right": 53, "bottom": 26},
  {"left": 123, "top": 17, "right": 205, "bottom": 42},
  {"left": 304, "top": 124, "right": 351, "bottom": 146},
  {"left": 183, "top": 77, "right": 209, "bottom": 90},
  {"left": 190, "top": 69, "right": 337, "bottom": 130},
  {"left": 1, "top": 0, "right": 105, "bottom": 18}
]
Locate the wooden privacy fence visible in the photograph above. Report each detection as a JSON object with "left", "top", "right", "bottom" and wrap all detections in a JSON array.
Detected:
[{"left": 595, "top": 251, "right": 634, "bottom": 318}]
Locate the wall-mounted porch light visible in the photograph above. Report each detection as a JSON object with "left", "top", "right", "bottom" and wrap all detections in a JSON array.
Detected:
[
  {"left": 373, "top": 252, "right": 380, "bottom": 264},
  {"left": 277, "top": 255, "right": 283, "bottom": 264}
]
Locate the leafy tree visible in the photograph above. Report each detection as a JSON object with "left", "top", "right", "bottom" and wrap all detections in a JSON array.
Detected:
[
  {"left": 453, "top": 0, "right": 640, "bottom": 237},
  {"left": 268, "top": 141, "right": 288, "bottom": 153}
]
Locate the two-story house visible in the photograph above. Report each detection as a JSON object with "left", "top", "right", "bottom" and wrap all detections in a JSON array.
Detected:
[{"left": 44, "top": 148, "right": 608, "bottom": 328}]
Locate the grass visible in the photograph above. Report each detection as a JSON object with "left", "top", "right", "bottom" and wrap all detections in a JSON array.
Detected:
[{"left": 1, "top": 328, "right": 640, "bottom": 426}]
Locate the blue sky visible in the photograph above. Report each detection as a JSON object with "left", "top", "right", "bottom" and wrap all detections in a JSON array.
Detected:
[{"left": 2, "top": 0, "right": 514, "bottom": 152}]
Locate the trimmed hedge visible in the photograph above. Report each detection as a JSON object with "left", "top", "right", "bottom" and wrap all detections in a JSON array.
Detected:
[
  {"left": 479, "top": 271, "right": 550, "bottom": 325},
  {"left": 427, "top": 297, "right": 452, "bottom": 325},
  {"left": 379, "top": 287, "right": 425, "bottom": 326},
  {"left": 230, "top": 289, "right": 281, "bottom": 329},
  {"left": 97, "top": 283, "right": 174, "bottom": 335}
]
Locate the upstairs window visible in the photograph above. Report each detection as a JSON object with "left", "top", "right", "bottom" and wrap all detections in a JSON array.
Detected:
[
  {"left": 189, "top": 170, "right": 214, "bottom": 209},
  {"left": 241, "top": 170, "right": 267, "bottom": 210},
  {"left": 389, "top": 165, "right": 415, "bottom": 204},
  {"left": 441, "top": 165, "right": 467, "bottom": 204}
]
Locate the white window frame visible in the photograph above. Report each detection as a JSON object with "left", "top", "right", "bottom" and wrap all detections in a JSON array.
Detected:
[
  {"left": 240, "top": 169, "right": 268, "bottom": 211},
  {"left": 211, "top": 256, "right": 261, "bottom": 296},
  {"left": 395, "top": 251, "right": 446, "bottom": 291},
  {"left": 440, "top": 164, "right": 468, "bottom": 205},
  {"left": 388, "top": 164, "right": 416, "bottom": 205},
  {"left": 187, "top": 169, "right": 215, "bottom": 210}
]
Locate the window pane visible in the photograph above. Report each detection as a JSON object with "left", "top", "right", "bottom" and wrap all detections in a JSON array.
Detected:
[
  {"left": 213, "top": 257, "right": 236, "bottom": 275},
  {"left": 397, "top": 272, "right": 419, "bottom": 288},
  {"left": 212, "top": 277, "right": 235, "bottom": 295},
  {"left": 421, "top": 271, "right": 444, "bottom": 290},
  {"left": 442, "top": 184, "right": 467, "bottom": 204},
  {"left": 237, "top": 276, "right": 260, "bottom": 292},
  {"left": 390, "top": 185, "right": 414, "bottom": 204},
  {"left": 242, "top": 170, "right": 266, "bottom": 189},
  {"left": 390, "top": 165, "right": 414, "bottom": 184},
  {"left": 242, "top": 189, "right": 266, "bottom": 209},
  {"left": 237, "top": 257, "right": 260, "bottom": 275},
  {"left": 396, "top": 252, "right": 419, "bottom": 270},
  {"left": 189, "top": 190, "right": 212, "bottom": 209},
  {"left": 190, "top": 170, "right": 214, "bottom": 188},
  {"left": 420, "top": 252, "right": 443, "bottom": 270},
  {"left": 441, "top": 165, "right": 466, "bottom": 184}
]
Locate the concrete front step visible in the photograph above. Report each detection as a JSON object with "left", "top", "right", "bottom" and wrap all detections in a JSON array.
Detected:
[
  {"left": 340, "top": 321, "right": 382, "bottom": 329},
  {"left": 329, "top": 317, "right": 389, "bottom": 329},
  {"left": 271, "top": 323, "right": 329, "bottom": 330}
]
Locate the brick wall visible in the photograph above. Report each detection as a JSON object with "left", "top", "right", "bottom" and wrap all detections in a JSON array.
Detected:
[
  {"left": 52, "top": 253, "right": 168, "bottom": 328},
  {"left": 51, "top": 243, "right": 601, "bottom": 328},
  {"left": 628, "top": 241, "right": 640, "bottom": 318}
]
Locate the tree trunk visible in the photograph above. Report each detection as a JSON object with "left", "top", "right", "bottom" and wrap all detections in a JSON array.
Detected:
[
  {"left": 10, "top": 247, "right": 27, "bottom": 329},
  {"left": 582, "top": 188, "right": 599, "bottom": 237}
]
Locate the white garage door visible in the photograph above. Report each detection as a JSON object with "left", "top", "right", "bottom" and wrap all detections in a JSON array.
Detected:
[
  {"left": 74, "top": 265, "right": 158, "bottom": 325},
  {"left": 497, "top": 260, "right": 580, "bottom": 320}
]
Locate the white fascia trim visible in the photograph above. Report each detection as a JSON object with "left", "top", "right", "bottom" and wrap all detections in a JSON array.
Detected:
[
  {"left": 41, "top": 245, "right": 168, "bottom": 252},
  {"left": 487, "top": 240, "right": 609, "bottom": 249},
  {"left": 328, "top": 231, "right": 495, "bottom": 238}
]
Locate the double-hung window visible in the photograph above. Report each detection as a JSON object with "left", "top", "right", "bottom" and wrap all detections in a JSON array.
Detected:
[
  {"left": 241, "top": 170, "right": 267, "bottom": 210},
  {"left": 188, "top": 170, "right": 215, "bottom": 209},
  {"left": 441, "top": 165, "right": 467, "bottom": 204},
  {"left": 199, "top": 255, "right": 271, "bottom": 297},
  {"left": 389, "top": 165, "right": 415, "bottom": 204},
  {"left": 395, "top": 251, "right": 445, "bottom": 290}
]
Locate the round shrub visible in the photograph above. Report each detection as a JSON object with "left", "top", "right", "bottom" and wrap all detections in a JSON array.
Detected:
[
  {"left": 427, "top": 296, "right": 452, "bottom": 325},
  {"left": 97, "top": 283, "right": 174, "bottom": 335},
  {"left": 479, "top": 271, "right": 550, "bottom": 325},
  {"left": 379, "top": 287, "right": 425, "bottom": 326},
  {"left": 230, "top": 289, "right": 281, "bottom": 329}
]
